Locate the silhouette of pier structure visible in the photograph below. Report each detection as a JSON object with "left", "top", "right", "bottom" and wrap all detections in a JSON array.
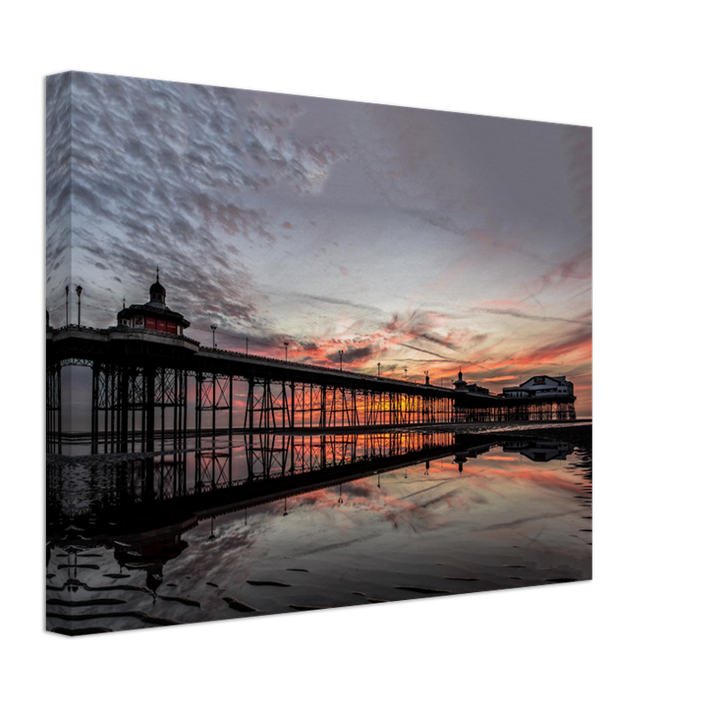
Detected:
[{"left": 46, "top": 275, "right": 576, "bottom": 454}]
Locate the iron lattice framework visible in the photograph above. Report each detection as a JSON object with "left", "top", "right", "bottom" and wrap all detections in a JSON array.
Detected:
[
  {"left": 242, "top": 380, "right": 457, "bottom": 431},
  {"left": 91, "top": 362, "right": 188, "bottom": 454}
]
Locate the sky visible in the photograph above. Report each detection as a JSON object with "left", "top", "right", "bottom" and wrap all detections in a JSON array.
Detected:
[{"left": 46, "top": 72, "right": 592, "bottom": 416}]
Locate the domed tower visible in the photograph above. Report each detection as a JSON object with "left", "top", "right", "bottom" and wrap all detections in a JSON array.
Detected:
[
  {"left": 454, "top": 370, "right": 468, "bottom": 390},
  {"left": 149, "top": 269, "right": 166, "bottom": 305},
  {"left": 116, "top": 268, "right": 190, "bottom": 335}
]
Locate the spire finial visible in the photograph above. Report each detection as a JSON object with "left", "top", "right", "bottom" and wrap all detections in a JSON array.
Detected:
[
  {"left": 156, "top": 265, "right": 160, "bottom": 282},
  {"left": 122, "top": 296, "right": 126, "bottom": 308}
]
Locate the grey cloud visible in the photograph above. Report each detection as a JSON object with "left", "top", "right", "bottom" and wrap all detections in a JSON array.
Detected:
[
  {"left": 472, "top": 306, "right": 591, "bottom": 326},
  {"left": 49, "top": 73, "right": 346, "bottom": 238},
  {"left": 417, "top": 332, "right": 459, "bottom": 351},
  {"left": 399, "top": 342, "right": 452, "bottom": 360},
  {"left": 296, "top": 292, "right": 383, "bottom": 313},
  {"left": 46, "top": 72, "right": 344, "bottom": 331},
  {"left": 46, "top": 73, "right": 73, "bottom": 308},
  {"left": 330, "top": 345, "right": 376, "bottom": 364}
]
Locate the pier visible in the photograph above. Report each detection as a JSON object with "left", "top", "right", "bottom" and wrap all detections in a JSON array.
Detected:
[{"left": 46, "top": 276, "right": 576, "bottom": 454}]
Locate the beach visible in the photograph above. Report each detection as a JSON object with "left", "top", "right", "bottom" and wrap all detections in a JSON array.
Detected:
[{"left": 47, "top": 421, "right": 592, "bottom": 633}]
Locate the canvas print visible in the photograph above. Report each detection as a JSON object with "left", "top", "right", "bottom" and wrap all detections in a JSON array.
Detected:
[{"left": 46, "top": 72, "right": 592, "bottom": 635}]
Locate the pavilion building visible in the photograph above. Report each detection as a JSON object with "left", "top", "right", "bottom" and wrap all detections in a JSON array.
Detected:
[
  {"left": 502, "top": 375, "right": 574, "bottom": 398},
  {"left": 116, "top": 271, "right": 190, "bottom": 336}
]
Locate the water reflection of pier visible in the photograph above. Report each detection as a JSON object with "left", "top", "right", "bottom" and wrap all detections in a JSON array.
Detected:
[
  {"left": 47, "top": 431, "right": 457, "bottom": 536},
  {"left": 47, "top": 430, "right": 461, "bottom": 613},
  {"left": 48, "top": 431, "right": 576, "bottom": 543}
]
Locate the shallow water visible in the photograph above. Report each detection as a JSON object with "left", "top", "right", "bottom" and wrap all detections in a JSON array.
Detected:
[{"left": 46, "top": 427, "right": 592, "bottom": 634}]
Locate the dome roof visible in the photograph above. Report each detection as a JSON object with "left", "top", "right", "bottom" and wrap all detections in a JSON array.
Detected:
[
  {"left": 453, "top": 370, "right": 468, "bottom": 389},
  {"left": 150, "top": 279, "right": 166, "bottom": 295},
  {"left": 149, "top": 267, "right": 166, "bottom": 303}
]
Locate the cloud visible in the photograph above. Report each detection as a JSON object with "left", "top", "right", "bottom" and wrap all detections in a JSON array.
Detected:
[
  {"left": 471, "top": 327, "right": 592, "bottom": 377},
  {"left": 472, "top": 305, "right": 591, "bottom": 326},
  {"left": 398, "top": 342, "right": 452, "bottom": 360},
  {"left": 295, "top": 292, "right": 383, "bottom": 313},
  {"left": 527, "top": 248, "right": 592, "bottom": 299},
  {"left": 46, "top": 72, "right": 345, "bottom": 330},
  {"left": 330, "top": 345, "right": 377, "bottom": 364}
]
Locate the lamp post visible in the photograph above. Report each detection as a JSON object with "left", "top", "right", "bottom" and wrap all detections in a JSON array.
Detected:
[
  {"left": 339, "top": 350, "right": 344, "bottom": 371},
  {"left": 65, "top": 285, "right": 69, "bottom": 326},
  {"left": 404, "top": 367, "right": 408, "bottom": 380},
  {"left": 377, "top": 362, "right": 381, "bottom": 378},
  {"left": 211, "top": 324, "right": 217, "bottom": 349},
  {"left": 76, "top": 286, "right": 82, "bottom": 326},
  {"left": 284, "top": 341, "right": 289, "bottom": 362}
]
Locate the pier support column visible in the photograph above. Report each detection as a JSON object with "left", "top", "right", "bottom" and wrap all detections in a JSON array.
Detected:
[
  {"left": 46, "top": 361, "right": 62, "bottom": 454},
  {"left": 144, "top": 365, "right": 156, "bottom": 454}
]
